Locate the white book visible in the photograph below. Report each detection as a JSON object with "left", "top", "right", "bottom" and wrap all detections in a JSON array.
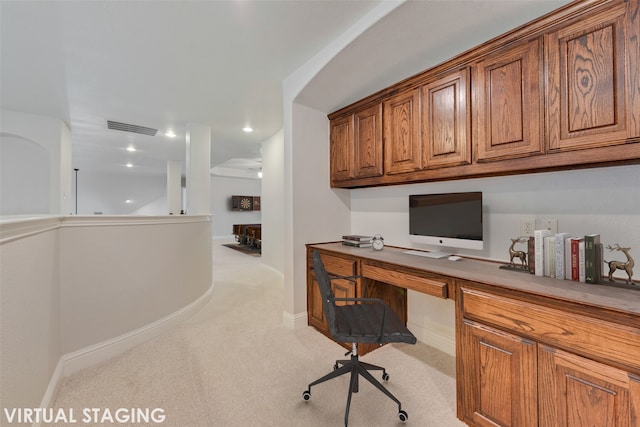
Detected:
[
  {"left": 544, "top": 236, "right": 556, "bottom": 277},
  {"left": 555, "top": 233, "right": 571, "bottom": 280},
  {"left": 534, "top": 229, "right": 552, "bottom": 276}
]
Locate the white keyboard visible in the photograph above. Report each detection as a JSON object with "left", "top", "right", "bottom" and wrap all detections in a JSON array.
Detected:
[{"left": 403, "top": 250, "right": 450, "bottom": 259}]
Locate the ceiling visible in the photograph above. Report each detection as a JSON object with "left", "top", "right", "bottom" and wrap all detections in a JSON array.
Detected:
[{"left": 1, "top": 0, "right": 571, "bottom": 180}]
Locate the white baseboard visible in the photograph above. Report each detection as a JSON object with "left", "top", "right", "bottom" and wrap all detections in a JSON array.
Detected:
[
  {"left": 37, "top": 282, "right": 214, "bottom": 424},
  {"left": 408, "top": 320, "right": 456, "bottom": 357},
  {"left": 282, "top": 310, "right": 308, "bottom": 330}
]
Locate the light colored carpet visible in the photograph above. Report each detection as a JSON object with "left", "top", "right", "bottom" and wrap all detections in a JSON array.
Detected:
[{"left": 49, "top": 240, "right": 466, "bottom": 426}]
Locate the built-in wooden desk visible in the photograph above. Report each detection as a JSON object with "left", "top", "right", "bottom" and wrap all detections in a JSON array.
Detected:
[{"left": 306, "top": 242, "right": 640, "bottom": 427}]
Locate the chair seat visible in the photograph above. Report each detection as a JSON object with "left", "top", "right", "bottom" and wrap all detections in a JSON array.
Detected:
[{"left": 334, "top": 302, "right": 417, "bottom": 344}]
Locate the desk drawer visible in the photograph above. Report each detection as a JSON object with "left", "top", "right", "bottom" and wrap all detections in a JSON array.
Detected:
[
  {"left": 319, "top": 253, "right": 356, "bottom": 277},
  {"left": 362, "top": 262, "right": 448, "bottom": 299},
  {"left": 461, "top": 288, "right": 640, "bottom": 371}
]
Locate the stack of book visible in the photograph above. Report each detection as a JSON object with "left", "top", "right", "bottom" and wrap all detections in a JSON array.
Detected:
[
  {"left": 529, "top": 231, "right": 602, "bottom": 284},
  {"left": 341, "top": 235, "right": 372, "bottom": 248}
]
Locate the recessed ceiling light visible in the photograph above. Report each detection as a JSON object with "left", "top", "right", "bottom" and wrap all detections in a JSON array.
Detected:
[
  {"left": 243, "top": 126, "right": 253, "bottom": 133},
  {"left": 165, "top": 130, "right": 176, "bottom": 138},
  {"left": 125, "top": 163, "right": 133, "bottom": 168},
  {"left": 125, "top": 199, "right": 133, "bottom": 204},
  {"left": 126, "top": 145, "right": 136, "bottom": 152}
]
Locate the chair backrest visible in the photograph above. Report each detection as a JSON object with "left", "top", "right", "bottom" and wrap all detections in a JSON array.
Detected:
[{"left": 312, "top": 250, "right": 338, "bottom": 337}]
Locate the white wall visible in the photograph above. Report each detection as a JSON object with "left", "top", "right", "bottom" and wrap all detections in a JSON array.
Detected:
[
  {"left": 0, "top": 134, "right": 50, "bottom": 214},
  {"left": 58, "top": 216, "right": 212, "bottom": 354},
  {"left": 75, "top": 170, "right": 166, "bottom": 215},
  {"left": 210, "top": 175, "right": 261, "bottom": 237},
  {"left": 261, "top": 130, "right": 285, "bottom": 273},
  {"left": 0, "top": 218, "right": 61, "bottom": 414},
  {"left": 0, "top": 109, "right": 72, "bottom": 215},
  {"left": 286, "top": 103, "right": 351, "bottom": 325},
  {"left": 281, "top": 2, "right": 403, "bottom": 328},
  {"left": 0, "top": 216, "right": 212, "bottom": 412},
  {"left": 350, "top": 164, "right": 640, "bottom": 354}
]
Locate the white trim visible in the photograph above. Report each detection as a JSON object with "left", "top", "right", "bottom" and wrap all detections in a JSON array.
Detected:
[
  {"left": 61, "top": 214, "right": 211, "bottom": 228},
  {"left": 37, "top": 281, "right": 214, "bottom": 423},
  {"left": 282, "top": 310, "right": 308, "bottom": 330},
  {"left": 0, "top": 216, "right": 61, "bottom": 244},
  {"left": 0, "top": 215, "right": 212, "bottom": 244}
]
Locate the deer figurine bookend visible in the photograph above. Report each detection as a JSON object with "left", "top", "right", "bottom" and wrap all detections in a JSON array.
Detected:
[{"left": 605, "top": 244, "right": 635, "bottom": 285}]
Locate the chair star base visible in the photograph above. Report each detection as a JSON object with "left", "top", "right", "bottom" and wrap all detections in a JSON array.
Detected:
[{"left": 303, "top": 344, "right": 408, "bottom": 426}]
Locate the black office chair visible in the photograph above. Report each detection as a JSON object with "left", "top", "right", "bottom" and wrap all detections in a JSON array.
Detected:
[{"left": 303, "top": 250, "right": 417, "bottom": 426}]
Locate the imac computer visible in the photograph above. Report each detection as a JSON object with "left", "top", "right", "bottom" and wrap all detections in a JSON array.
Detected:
[{"left": 408, "top": 192, "right": 483, "bottom": 258}]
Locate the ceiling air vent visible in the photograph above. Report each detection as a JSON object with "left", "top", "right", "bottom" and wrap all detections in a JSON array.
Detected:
[{"left": 107, "top": 120, "right": 157, "bottom": 136}]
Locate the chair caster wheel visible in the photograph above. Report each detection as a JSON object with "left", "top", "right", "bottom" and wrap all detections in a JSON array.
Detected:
[
  {"left": 302, "top": 391, "right": 311, "bottom": 401},
  {"left": 334, "top": 363, "right": 339, "bottom": 371},
  {"left": 398, "top": 410, "right": 408, "bottom": 422},
  {"left": 382, "top": 372, "right": 389, "bottom": 381}
]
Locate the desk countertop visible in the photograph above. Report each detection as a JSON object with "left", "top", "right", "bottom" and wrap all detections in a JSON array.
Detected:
[{"left": 308, "top": 242, "right": 640, "bottom": 319}]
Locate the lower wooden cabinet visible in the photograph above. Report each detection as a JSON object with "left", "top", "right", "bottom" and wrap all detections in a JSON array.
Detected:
[
  {"left": 538, "top": 345, "right": 640, "bottom": 427},
  {"left": 307, "top": 252, "right": 357, "bottom": 333},
  {"left": 457, "top": 286, "right": 640, "bottom": 427},
  {"left": 458, "top": 320, "right": 537, "bottom": 427}
]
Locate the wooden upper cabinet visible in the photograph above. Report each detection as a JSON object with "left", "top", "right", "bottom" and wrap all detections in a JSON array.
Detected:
[
  {"left": 329, "top": 115, "right": 354, "bottom": 183},
  {"left": 353, "top": 103, "right": 383, "bottom": 178},
  {"left": 546, "top": 1, "right": 640, "bottom": 151},
  {"left": 421, "top": 68, "right": 471, "bottom": 169},
  {"left": 383, "top": 88, "right": 422, "bottom": 174},
  {"left": 473, "top": 38, "right": 544, "bottom": 162}
]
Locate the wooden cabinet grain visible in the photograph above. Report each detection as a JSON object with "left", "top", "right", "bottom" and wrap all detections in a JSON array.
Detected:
[
  {"left": 473, "top": 38, "right": 544, "bottom": 162},
  {"left": 458, "top": 320, "right": 537, "bottom": 427},
  {"left": 383, "top": 88, "right": 422, "bottom": 174},
  {"left": 329, "top": 103, "right": 383, "bottom": 185},
  {"left": 458, "top": 286, "right": 640, "bottom": 427},
  {"left": 539, "top": 345, "right": 640, "bottom": 427},
  {"left": 307, "top": 251, "right": 357, "bottom": 333},
  {"left": 329, "top": 115, "right": 354, "bottom": 183},
  {"left": 421, "top": 68, "right": 471, "bottom": 169},
  {"left": 353, "top": 103, "right": 383, "bottom": 178},
  {"left": 546, "top": 1, "right": 640, "bottom": 151},
  {"left": 327, "top": 0, "right": 640, "bottom": 189}
]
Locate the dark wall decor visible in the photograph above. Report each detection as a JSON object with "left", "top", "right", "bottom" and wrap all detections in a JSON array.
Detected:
[{"left": 231, "top": 195, "right": 261, "bottom": 211}]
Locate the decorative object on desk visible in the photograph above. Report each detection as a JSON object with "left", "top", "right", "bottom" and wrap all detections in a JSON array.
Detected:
[
  {"left": 342, "top": 235, "right": 372, "bottom": 248},
  {"left": 605, "top": 244, "right": 635, "bottom": 285},
  {"left": 371, "top": 234, "right": 384, "bottom": 251},
  {"left": 499, "top": 237, "right": 529, "bottom": 272}
]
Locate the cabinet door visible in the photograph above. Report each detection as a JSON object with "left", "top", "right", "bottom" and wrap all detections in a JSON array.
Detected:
[
  {"left": 546, "top": 1, "right": 640, "bottom": 151},
  {"left": 307, "top": 271, "right": 326, "bottom": 331},
  {"left": 353, "top": 103, "right": 383, "bottom": 178},
  {"left": 307, "top": 252, "right": 357, "bottom": 332},
  {"left": 421, "top": 69, "right": 471, "bottom": 169},
  {"left": 539, "top": 344, "right": 640, "bottom": 427},
  {"left": 459, "top": 320, "right": 537, "bottom": 427},
  {"left": 330, "top": 115, "right": 354, "bottom": 183},
  {"left": 383, "top": 88, "right": 422, "bottom": 174},
  {"left": 473, "top": 38, "right": 543, "bottom": 162}
]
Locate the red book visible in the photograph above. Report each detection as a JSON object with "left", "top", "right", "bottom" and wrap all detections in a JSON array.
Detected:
[{"left": 570, "top": 238, "right": 583, "bottom": 281}]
